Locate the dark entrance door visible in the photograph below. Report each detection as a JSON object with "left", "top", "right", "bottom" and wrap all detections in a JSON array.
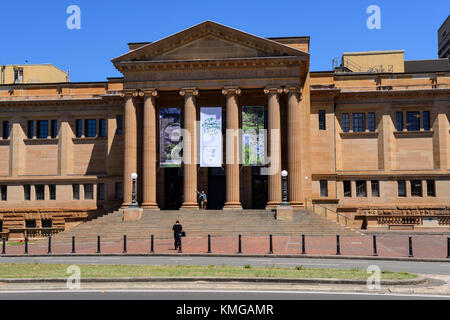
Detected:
[
  {"left": 165, "top": 167, "right": 183, "bottom": 210},
  {"left": 252, "top": 167, "right": 268, "bottom": 209},
  {"left": 207, "top": 167, "right": 226, "bottom": 209}
]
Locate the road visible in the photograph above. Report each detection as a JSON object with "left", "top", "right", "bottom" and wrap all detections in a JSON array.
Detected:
[{"left": 0, "top": 255, "right": 449, "bottom": 275}]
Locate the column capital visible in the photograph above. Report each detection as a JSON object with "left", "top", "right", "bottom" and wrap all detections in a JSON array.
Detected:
[
  {"left": 222, "top": 86, "right": 241, "bottom": 96},
  {"left": 141, "top": 88, "right": 158, "bottom": 97},
  {"left": 264, "top": 86, "right": 283, "bottom": 95},
  {"left": 179, "top": 88, "right": 199, "bottom": 97},
  {"left": 283, "top": 85, "right": 302, "bottom": 95},
  {"left": 120, "top": 90, "right": 139, "bottom": 98}
]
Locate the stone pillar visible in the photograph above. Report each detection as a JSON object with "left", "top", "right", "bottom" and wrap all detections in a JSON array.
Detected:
[
  {"left": 180, "top": 88, "right": 199, "bottom": 209},
  {"left": 141, "top": 89, "right": 159, "bottom": 209},
  {"left": 222, "top": 87, "right": 242, "bottom": 210},
  {"left": 121, "top": 91, "right": 138, "bottom": 207},
  {"left": 264, "top": 86, "right": 283, "bottom": 208},
  {"left": 9, "top": 117, "right": 25, "bottom": 177},
  {"left": 58, "top": 116, "right": 73, "bottom": 176},
  {"left": 284, "top": 85, "right": 303, "bottom": 206}
]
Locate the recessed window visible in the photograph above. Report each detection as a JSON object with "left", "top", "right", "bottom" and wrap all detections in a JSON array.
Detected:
[
  {"left": 368, "top": 113, "right": 376, "bottom": 132},
  {"left": 35, "top": 185, "right": 45, "bottom": 200},
  {"left": 318, "top": 110, "right": 326, "bottom": 130},
  {"left": 0, "top": 221, "right": 2, "bottom": 232},
  {"left": 356, "top": 181, "right": 367, "bottom": 197},
  {"left": 76, "top": 119, "right": 83, "bottom": 138},
  {"left": 24, "top": 185, "right": 31, "bottom": 201},
  {"left": 396, "top": 112, "right": 403, "bottom": 131},
  {"left": 422, "top": 111, "right": 430, "bottom": 131},
  {"left": 116, "top": 115, "right": 123, "bottom": 135},
  {"left": 37, "top": 120, "right": 48, "bottom": 139},
  {"left": 2, "top": 121, "right": 10, "bottom": 139},
  {"left": 411, "top": 180, "right": 422, "bottom": 197},
  {"left": 25, "top": 220, "right": 36, "bottom": 228},
  {"left": 352, "top": 113, "right": 366, "bottom": 132},
  {"left": 115, "top": 182, "right": 123, "bottom": 201},
  {"left": 14, "top": 68, "right": 23, "bottom": 84},
  {"left": 371, "top": 180, "right": 380, "bottom": 197},
  {"left": 342, "top": 113, "right": 349, "bottom": 132},
  {"left": 99, "top": 119, "right": 107, "bottom": 138},
  {"left": 51, "top": 120, "right": 58, "bottom": 138},
  {"left": 27, "top": 120, "right": 35, "bottom": 138},
  {"left": 426, "top": 180, "right": 436, "bottom": 197},
  {"left": 406, "top": 112, "right": 420, "bottom": 131},
  {"left": 97, "top": 183, "right": 105, "bottom": 201},
  {"left": 343, "top": 181, "right": 352, "bottom": 197},
  {"left": 49, "top": 184, "right": 56, "bottom": 200},
  {"left": 72, "top": 184, "right": 80, "bottom": 200},
  {"left": 84, "top": 184, "right": 94, "bottom": 200},
  {"left": 42, "top": 219, "right": 52, "bottom": 228},
  {"left": 84, "top": 119, "right": 97, "bottom": 138},
  {"left": 398, "top": 180, "right": 406, "bottom": 197},
  {"left": 320, "top": 180, "right": 328, "bottom": 197},
  {"left": 0, "top": 185, "right": 7, "bottom": 201}
]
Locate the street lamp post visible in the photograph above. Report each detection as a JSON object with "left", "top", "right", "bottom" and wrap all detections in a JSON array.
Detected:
[
  {"left": 130, "top": 172, "right": 138, "bottom": 208},
  {"left": 281, "top": 170, "right": 289, "bottom": 206}
]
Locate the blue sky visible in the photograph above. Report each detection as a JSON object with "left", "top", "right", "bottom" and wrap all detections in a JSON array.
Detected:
[{"left": 1, "top": 0, "right": 448, "bottom": 82}]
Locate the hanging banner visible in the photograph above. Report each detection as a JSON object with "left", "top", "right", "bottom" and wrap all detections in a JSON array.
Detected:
[
  {"left": 159, "top": 108, "right": 182, "bottom": 167},
  {"left": 242, "top": 106, "right": 265, "bottom": 166},
  {"left": 200, "top": 107, "right": 222, "bottom": 167}
]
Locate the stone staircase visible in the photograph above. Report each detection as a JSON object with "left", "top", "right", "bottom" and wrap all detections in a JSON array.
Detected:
[{"left": 51, "top": 209, "right": 360, "bottom": 241}]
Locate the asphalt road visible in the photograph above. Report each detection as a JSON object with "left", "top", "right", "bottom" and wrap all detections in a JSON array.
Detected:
[{"left": 0, "top": 256, "right": 449, "bottom": 275}]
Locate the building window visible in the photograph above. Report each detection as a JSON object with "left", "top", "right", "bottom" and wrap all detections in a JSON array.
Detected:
[
  {"left": 25, "top": 220, "right": 36, "bottom": 228},
  {"left": 371, "top": 181, "right": 380, "bottom": 197},
  {"left": 84, "top": 184, "right": 94, "bottom": 200},
  {"left": 73, "top": 184, "right": 80, "bottom": 200},
  {"left": 27, "top": 120, "right": 35, "bottom": 138},
  {"left": 352, "top": 113, "right": 366, "bottom": 132},
  {"left": 2, "top": 121, "right": 10, "bottom": 139},
  {"left": 422, "top": 111, "right": 430, "bottom": 131},
  {"left": 318, "top": 110, "right": 326, "bottom": 130},
  {"left": 0, "top": 220, "right": 2, "bottom": 232},
  {"left": 116, "top": 115, "right": 123, "bottom": 135},
  {"left": 85, "top": 119, "right": 97, "bottom": 138},
  {"left": 14, "top": 68, "right": 23, "bottom": 84},
  {"left": 42, "top": 219, "right": 52, "bottom": 228},
  {"left": 426, "top": 180, "right": 436, "bottom": 197},
  {"left": 76, "top": 119, "right": 83, "bottom": 138},
  {"left": 398, "top": 180, "right": 406, "bottom": 197},
  {"left": 49, "top": 184, "right": 56, "bottom": 200},
  {"left": 99, "top": 119, "right": 107, "bottom": 138},
  {"left": 37, "top": 120, "right": 49, "bottom": 139},
  {"left": 343, "top": 181, "right": 352, "bottom": 197},
  {"left": 396, "top": 112, "right": 403, "bottom": 131},
  {"left": 411, "top": 180, "right": 422, "bottom": 197},
  {"left": 368, "top": 113, "right": 376, "bottom": 132},
  {"left": 356, "top": 181, "right": 367, "bottom": 197},
  {"left": 0, "top": 185, "right": 6, "bottom": 201},
  {"left": 320, "top": 180, "right": 328, "bottom": 197},
  {"left": 115, "top": 182, "right": 123, "bottom": 201},
  {"left": 97, "top": 183, "right": 105, "bottom": 201},
  {"left": 51, "top": 120, "right": 58, "bottom": 138},
  {"left": 342, "top": 113, "right": 350, "bottom": 132},
  {"left": 24, "top": 185, "right": 31, "bottom": 201},
  {"left": 35, "top": 185, "right": 45, "bottom": 200},
  {"left": 406, "top": 112, "right": 420, "bottom": 131}
]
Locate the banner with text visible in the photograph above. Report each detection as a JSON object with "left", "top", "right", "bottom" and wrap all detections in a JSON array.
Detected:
[
  {"left": 200, "top": 107, "right": 222, "bottom": 167},
  {"left": 242, "top": 106, "right": 265, "bottom": 166},
  {"left": 159, "top": 108, "right": 182, "bottom": 167}
]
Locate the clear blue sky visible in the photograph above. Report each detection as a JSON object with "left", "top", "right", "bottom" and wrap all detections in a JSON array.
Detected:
[{"left": 1, "top": 0, "right": 448, "bottom": 82}]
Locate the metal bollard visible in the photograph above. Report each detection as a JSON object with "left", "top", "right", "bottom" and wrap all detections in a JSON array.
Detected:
[
  {"left": 372, "top": 235, "right": 378, "bottom": 256},
  {"left": 97, "top": 235, "right": 101, "bottom": 254},
  {"left": 301, "top": 234, "right": 306, "bottom": 255},
  {"left": 336, "top": 235, "right": 341, "bottom": 255},
  {"left": 447, "top": 238, "right": 450, "bottom": 259},
  {"left": 269, "top": 235, "right": 273, "bottom": 254},
  {"left": 123, "top": 235, "right": 127, "bottom": 254},
  {"left": 150, "top": 235, "right": 154, "bottom": 254},
  {"left": 24, "top": 237, "right": 28, "bottom": 254},
  {"left": 178, "top": 236, "right": 182, "bottom": 253},
  {"left": 2, "top": 238, "right": 5, "bottom": 255},
  {"left": 47, "top": 236, "right": 52, "bottom": 254},
  {"left": 207, "top": 234, "right": 211, "bottom": 253},
  {"left": 408, "top": 236, "right": 413, "bottom": 258},
  {"left": 238, "top": 234, "right": 242, "bottom": 254},
  {"left": 72, "top": 236, "right": 76, "bottom": 254}
]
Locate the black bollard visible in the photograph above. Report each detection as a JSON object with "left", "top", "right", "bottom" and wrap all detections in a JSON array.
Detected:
[
  {"left": 178, "top": 236, "right": 182, "bottom": 253},
  {"left": 408, "top": 236, "right": 413, "bottom": 258},
  {"left": 238, "top": 234, "right": 242, "bottom": 254},
  {"left": 269, "top": 234, "right": 273, "bottom": 254},
  {"left": 207, "top": 234, "right": 211, "bottom": 253},
  {"left": 372, "top": 235, "right": 378, "bottom": 257},
  {"left": 301, "top": 234, "right": 306, "bottom": 255},
  {"left": 150, "top": 235, "right": 154, "bottom": 253},
  {"left": 24, "top": 237, "right": 28, "bottom": 254},
  {"left": 2, "top": 238, "right": 5, "bottom": 255},
  {"left": 336, "top": 235, "right": 341, "bottom": 255},
  {"left": 447, "top": 238, "right": 450, "bottom": 259},
  {"left": 123, "top": 235, "right": 127, "bottom": 254},
  {"left": 97, "top": 235, "right": 101, "bottom": 254},
  {"left": 47, "top": 236, "right": 52, "bottom": 254},
  {"left": 72, "top": 236, "right": 76, "bottom": 254}
]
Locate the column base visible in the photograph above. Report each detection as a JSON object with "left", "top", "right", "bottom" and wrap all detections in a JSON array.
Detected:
[
  {"left": 223, "top": 202, "right": 243, "bottom": 210},
  {"left": 265, "top": 201, "right": 281, "bottom": 210},
  {"left": 120, "top": 203, "right": 132, "bottom": 209},
  {"left": 141, "top": 203, "right": 160, "bottom": 210},
  {"left": 289, "top": 201, "right": 304, "bottom": 208},
  {"left": 181, "top": 202, "right": 200, "bottom": 210}
]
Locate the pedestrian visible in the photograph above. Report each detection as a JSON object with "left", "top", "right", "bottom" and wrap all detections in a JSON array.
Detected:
[
  {"left": 172, "top": 220, "right": 183, "bottom": 250},
  {"left": 197, "top": 190, "right": 207, "bottom": 210}
]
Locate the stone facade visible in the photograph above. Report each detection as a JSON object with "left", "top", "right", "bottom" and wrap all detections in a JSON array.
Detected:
[{"left": 0, "top": 21, "right": 449, "bottom": 239}]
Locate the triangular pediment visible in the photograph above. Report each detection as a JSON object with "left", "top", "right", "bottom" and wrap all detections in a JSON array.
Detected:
[{"left": 112, "top": 21, "right": 308, "bottom": 64}]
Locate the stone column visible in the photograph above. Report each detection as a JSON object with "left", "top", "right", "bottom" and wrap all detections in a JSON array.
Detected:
[
  {"left": 141, "top": 89, "right": 159, "bottom": 209},
  {"left": 284, "top": 85, "right": 303, "bottom": 206},
  {"left": 223, "top": 87, "right": 242, "bottom": 210},
  {"left": 264, "top": 86, "right": 283, "bottom": 208},
  {"left": 180, "top": 88, "right": 199, "bottom": 209},
  {"left": 121, "top": 91, "right": 138, "bottom": 207}
]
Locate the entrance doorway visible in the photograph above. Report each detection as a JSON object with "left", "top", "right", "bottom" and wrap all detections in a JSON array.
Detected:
[
  {"left": 207, "top": 167, "right": 226, "bottom": 209},
  {"left": 252, "top": 167, "right": 268, "bottom": 209},
  {"left": 164, "top": 167, "right": 183, "bottom": 209}
]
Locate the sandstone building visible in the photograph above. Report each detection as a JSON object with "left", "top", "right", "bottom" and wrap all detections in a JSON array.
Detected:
[{"left": 0, "top": 21, "right": 449, "bottom": 239}]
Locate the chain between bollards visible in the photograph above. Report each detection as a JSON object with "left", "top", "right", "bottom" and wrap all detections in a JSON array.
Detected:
[
  {"left": 24, "top": 237, "right": 28, "bottom": 254},
  {"left": 207, "top": 234, "right": 211, "bottom": 253},
  {"left": 150, "top": 234, "right": 154, "bottom": 253},
  {"left": 269, "top": 234, "right": 273, "bottom": 254},
  {"left": 372, "top": 235, "right": 378, "bottom": 256},
  {"left": 72, "top": 236, "right": 76, "bottom": 254},
  {"left": 301, "top": 234, "right": 306, "bottom": 255},
  {"left": 47, "top": 236, "right": 52, "bottom": 254},
  {"left": 123, "top": 235, "right": 127, "bottom": 254},
  {"left": 336, "top": 235, "right": 341, "bottom": 255},
  {"left": 238, "top": 234, "right": 242, "bottom": 254},
  {"left": 408, "top": 236, "right": 413, "bottom": 258},
  {"left": 97, "top": 235, "right": 101, "bottom": 254}
]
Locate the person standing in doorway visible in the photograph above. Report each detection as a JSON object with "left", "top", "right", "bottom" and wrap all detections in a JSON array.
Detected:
[
  {"left": 197, "top": 190, "right": 207, "bottom": 210},
  {"left": 172, "top": 220, "right": 183, "bottom": 250}
]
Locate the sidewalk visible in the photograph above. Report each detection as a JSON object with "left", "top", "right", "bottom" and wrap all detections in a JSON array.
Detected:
[{"left": 2, "top": 235, "right": 449, "bottom": 259}]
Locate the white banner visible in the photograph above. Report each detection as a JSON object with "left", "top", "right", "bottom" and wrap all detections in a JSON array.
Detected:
[{"left": 200, "top": 107, "right": 222, "bottom": 167}]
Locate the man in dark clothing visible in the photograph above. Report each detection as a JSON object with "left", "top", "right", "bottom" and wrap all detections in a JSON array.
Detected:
[{"left": 172, "top": 220, "right": 183, "bottom": 250}]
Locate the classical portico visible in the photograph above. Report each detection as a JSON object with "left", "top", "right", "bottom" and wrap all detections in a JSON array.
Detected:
[{"left": 112, "top": 21, "right": 311, "bottom": 210}]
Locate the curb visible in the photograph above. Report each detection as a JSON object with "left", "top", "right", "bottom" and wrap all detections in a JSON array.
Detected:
[
  {"left": 1, "top": 253, "right": 449, "bottom": 263},
  {"left": 0, "top": 276, "right": 427, "bottom": 286}
]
